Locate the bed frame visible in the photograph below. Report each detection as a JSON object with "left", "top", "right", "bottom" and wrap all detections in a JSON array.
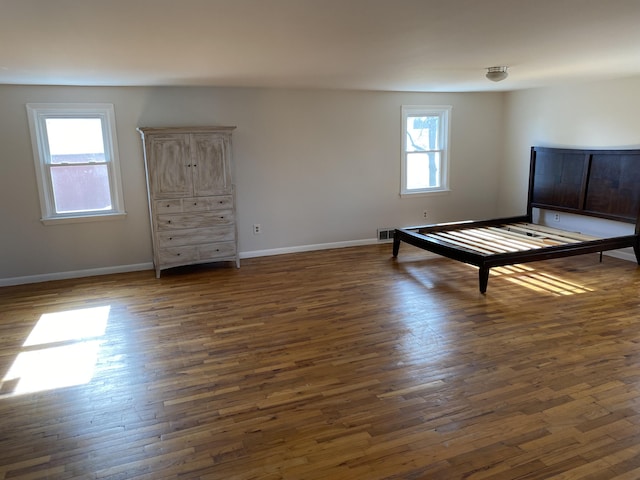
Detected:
[{"left": 392, "top": 146, "right": 640, "bottom": 293}]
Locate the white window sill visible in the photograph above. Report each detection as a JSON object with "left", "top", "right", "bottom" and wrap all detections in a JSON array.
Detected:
[
  {"left": 41, "top": 212, "right": 127, "bottom": 225},
  {"left": 400, "top": 189, "right": 451, "bottom": 198}
]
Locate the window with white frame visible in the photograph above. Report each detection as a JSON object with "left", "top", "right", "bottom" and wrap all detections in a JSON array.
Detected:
[
  {"left": 26, "top": 103, "right": 126, "bottom": 224},
  {"left": 401, "top": 105, "right": 451, "bottom": 195}
]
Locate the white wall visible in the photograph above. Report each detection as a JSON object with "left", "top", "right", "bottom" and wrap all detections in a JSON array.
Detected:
[
  {"left": 0, "top": 85, "right": 504, "bottom": 284},
  {"left": 501, "top": 76, "right": 640, "bottom": 216},
  {"left": 0, "top": 86, "right": 153, "bottom": 284},
  {"left": 501, "top": 76, "right": 640, "bottom": 261}
]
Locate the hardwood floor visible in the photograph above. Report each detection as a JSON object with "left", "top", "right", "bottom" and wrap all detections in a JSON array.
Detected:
[{"left": 1, "top": 244, "right": 640, "bottom": 479}]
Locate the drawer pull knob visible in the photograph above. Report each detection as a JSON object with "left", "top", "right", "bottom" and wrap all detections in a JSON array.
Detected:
[
  {"left": 169, "top": 237, "right": 173, "bottom": 240},
  {"left": 166, "top": 204, "right": 170, "bottom": 207},
  {"left": 167, "top": 220, "right": 171, "bottom": 224},
  {"left": 193, "top": 202, "right": 197, "bottom": 206},
  {"left": 177, "top": 253, "right": 181, "bottom": 256}
]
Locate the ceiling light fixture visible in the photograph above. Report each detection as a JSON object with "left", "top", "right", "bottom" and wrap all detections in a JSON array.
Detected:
[{"left": 486, "top": 66, "right": 508, "bottom": 82}]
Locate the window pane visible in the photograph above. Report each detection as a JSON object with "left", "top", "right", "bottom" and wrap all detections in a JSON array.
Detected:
[
  {"left": 45, "top": 118, "right": 105, "bottom": 164},
  {"left": 27, "top": 103, "right": 125, "bottom": 221},
  {"left": 50, "top": 165, "right": 112, "bottom": 213},
  {"left": 405, "top": 115, "right": 439, "bottom": 152},
  {"left": 406, "top": 152, "right": 440, "bottom": 189}
]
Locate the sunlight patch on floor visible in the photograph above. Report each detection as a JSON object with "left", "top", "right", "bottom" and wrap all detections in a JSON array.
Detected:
[
  {"left": 1, "top": 306, "right": 110, "bottom": 397},
  {"left": 490, "top": 264, "right": 593, "bottom": 295}
]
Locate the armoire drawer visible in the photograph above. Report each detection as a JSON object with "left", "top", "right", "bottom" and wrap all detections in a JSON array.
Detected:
[
  {"left": 156, "top": 211, "right": 234, "bottom": 230},
  {"left": 154, "top": 199, "right": 183, "bottom": 213},
  {"left": 154, "top": 195, "right": 233, "bottom": 214},
  {"left": 199, "top": 241, "right": 236, "bottom": 259},
  {"left": 158, "top": 241, "right": 236, "bottom": 265},
  {"left": 157, "top": 226, "right": 235, "bottom": 247},
  {"left": 182, "top": 196, "right": 233, "bottom": 212},
  {"left": 157, "top": 245, "right": 199, "bottom": 264}
]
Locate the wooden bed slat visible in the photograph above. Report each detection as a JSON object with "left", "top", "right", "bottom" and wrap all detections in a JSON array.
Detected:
[
  {"left": 507, "top": 224, "right": 586, "bottom": 244},
  {"left": 434, "top": 230, "right": 512, "bottom": 253},
  {"left": 420, "top": 222, "right": 594, "bottom": 257},
  {"left": 484, "top": 226, "right": 558, "bottom": 248},
  {"left": 425, "top": 232, "right": 497, "bottom": 254},
  {"left": 458, "top": 228, "right": 539, "bottom": 251},
  {"left": 513, "top": 223, "right": 599, "bottom": 242}
]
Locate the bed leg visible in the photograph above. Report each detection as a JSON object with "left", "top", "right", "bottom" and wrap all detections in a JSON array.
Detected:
[
  {"left": 634, "top": 243, "right": 640, "bottom": 265},
  {"left": 392, "top": 234, "right": 401, "bottom": 257},
  {"left": 479, "top": 267, "right": 490, "bottom": 294}
]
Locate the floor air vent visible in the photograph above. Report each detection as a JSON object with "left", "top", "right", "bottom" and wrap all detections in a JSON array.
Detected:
[{"left": 377, "top": 228, "right": 395, "bottom": 242}]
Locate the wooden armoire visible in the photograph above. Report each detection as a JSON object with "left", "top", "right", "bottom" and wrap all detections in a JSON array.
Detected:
[{"left": 137, "top": 126, "right": 239, "bottom": 278}]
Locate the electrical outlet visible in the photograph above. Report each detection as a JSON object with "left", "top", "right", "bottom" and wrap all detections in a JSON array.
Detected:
[
  {"left": 553, "top": 213, "right": 560, "bottom": 222},
  {"left": 422, "top": 210, "right": 428, "bottom": 219},
  {"left": 253, "top": 223, "right": 262, "bottom": 234}
]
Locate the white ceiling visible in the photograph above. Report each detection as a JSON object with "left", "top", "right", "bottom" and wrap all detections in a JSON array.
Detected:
[{"left": 2, "top": 0, "right": 640, "bottom": 92}]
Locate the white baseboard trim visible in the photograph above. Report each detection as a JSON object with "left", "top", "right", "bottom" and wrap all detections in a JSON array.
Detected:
[
  {"left": 0, "top": 239, "right": 381, "bottom": 287},
  {"left": 0, "top": 262, "right": 154, "bottom": 287},
  {"left": 603, "top": 249, "right": 637, "bottom": 263},
  {"left": 240, "top": 238, "right": 379, "bottom": 259},
  {"left": 3, "top": 241, "right": 632, "bottom": 288}
]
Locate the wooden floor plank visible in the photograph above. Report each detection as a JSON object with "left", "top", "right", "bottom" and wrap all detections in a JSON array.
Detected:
[{"left": 0, "top": 244, "right": 639, "bottom": 479}]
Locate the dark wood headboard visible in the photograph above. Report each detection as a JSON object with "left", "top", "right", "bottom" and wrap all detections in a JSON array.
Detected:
[{"left": 527, "top": 146, "right": 640, "bottom": 226}]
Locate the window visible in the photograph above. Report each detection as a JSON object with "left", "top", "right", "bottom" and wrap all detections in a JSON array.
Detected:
[
  {"left": 26, "top": 103, "right": 125, "bottom": 224},
  {"left": 401, "top": 105, "right": 451, "bottom": 195}
]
